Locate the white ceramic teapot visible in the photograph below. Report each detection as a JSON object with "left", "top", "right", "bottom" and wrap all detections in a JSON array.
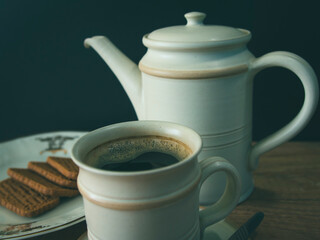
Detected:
[{"left": 84, "top": 12, "right": 319, "bottom": 204}]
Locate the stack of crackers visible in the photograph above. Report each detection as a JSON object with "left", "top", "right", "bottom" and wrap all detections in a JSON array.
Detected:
[{"left": 0, "top": 156, "right": 79, "bottom": 217}]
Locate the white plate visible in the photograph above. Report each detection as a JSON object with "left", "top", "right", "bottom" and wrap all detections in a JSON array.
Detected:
[
  {"left": 77, "top": 219, "right": 237, "bottom": 240},
  {"left": 0, "top": 131, "right": 87, "bottom": 239}
]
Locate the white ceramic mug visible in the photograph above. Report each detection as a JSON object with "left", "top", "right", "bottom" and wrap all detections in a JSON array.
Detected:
[{"left": 71, "top": 121, "right": 241, "bottom": 240}]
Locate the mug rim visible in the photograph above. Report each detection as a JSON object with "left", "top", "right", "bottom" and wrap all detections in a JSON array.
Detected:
[{"left": 71, "top": 120, "right": 202, "bottom": 176}]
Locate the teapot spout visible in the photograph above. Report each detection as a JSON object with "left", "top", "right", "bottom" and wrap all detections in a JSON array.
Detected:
[{"left": 84, "top": 36, "right": 142, "bottom": 118}]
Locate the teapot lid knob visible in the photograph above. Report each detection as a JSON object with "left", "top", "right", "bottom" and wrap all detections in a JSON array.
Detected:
[{"left": 184, "top": 12, "right": 206, "bottom": 26}]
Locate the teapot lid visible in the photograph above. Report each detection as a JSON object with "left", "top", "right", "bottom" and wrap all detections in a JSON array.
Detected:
[{"left": 143, "top": 12, "right": 251, "bottom": 49}]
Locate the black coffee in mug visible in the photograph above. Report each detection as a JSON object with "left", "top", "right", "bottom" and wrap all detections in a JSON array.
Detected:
[
  {"left": 85, "top": 135, "right": 192, "bottom": 172},
  {"left": 101, "top": 152, "right": 180, "bottom": 171}
]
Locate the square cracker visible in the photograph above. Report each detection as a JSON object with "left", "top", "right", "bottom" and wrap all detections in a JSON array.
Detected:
[
  {"left": 7, "top": 168, "right": 79, "bottom": 197},
  {"left": 47, "top": 156, "right": 79, "bottom": 180},
  {"left": 0, "top": 178, "right": 60, "bottom": 217},
  {"left": 28, "top": 161, "right": 77, "bottom": 189}
]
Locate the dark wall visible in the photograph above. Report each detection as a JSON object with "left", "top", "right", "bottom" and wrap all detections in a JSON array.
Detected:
[{"left": 0, "top": 0, "right": 319, "bottom": 142}]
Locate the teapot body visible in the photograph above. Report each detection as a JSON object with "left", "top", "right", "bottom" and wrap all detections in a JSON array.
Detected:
[{"left": 139, "top": 50, "right": 255, "bottom": 203}]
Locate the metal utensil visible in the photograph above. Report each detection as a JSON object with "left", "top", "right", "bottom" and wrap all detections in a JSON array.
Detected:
[{"left": 228, "top": 212, "right": 264, "bottom": 240}]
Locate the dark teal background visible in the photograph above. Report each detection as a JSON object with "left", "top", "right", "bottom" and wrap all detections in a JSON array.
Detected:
[{"left": 0, "top": 0, "right": 319, "bottom": 142}]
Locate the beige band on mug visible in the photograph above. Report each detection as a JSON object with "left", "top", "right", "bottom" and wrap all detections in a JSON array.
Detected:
[{"left": 78, "top": 173, "right": 201, "bottom": 211}]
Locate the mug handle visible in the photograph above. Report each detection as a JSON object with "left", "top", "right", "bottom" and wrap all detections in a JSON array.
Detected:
[
  {"left": 248, "top": 51, "right": 319, "bottom": 171},
  {"left": 198, "top": 157, "right": 241, "bottom": 239}
]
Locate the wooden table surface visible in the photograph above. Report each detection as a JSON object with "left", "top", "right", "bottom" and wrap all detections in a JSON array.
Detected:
[
  {"left": 29, "top": 141, "right": 320, "bottom": 240},
  {"left": 226, "top": 141, "right": 320, "bottom": 239}
]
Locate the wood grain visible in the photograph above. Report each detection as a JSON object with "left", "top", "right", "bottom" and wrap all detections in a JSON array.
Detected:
[{"left": 226, "top": 142, "right": 320, "bottom": 239}]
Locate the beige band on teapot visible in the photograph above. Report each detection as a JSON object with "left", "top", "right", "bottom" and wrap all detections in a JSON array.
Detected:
[{"left": 139, "top": 63, "right": 248, "bottom": 79}]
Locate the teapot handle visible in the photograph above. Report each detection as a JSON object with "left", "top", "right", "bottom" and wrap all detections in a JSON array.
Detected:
[{"left": 248, "top": 51, "right": 319, "bottom": 171}]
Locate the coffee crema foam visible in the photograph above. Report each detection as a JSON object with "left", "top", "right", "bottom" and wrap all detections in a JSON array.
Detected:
[{"left": 85, "top": 136, "right": 192, "bottom": 169}]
